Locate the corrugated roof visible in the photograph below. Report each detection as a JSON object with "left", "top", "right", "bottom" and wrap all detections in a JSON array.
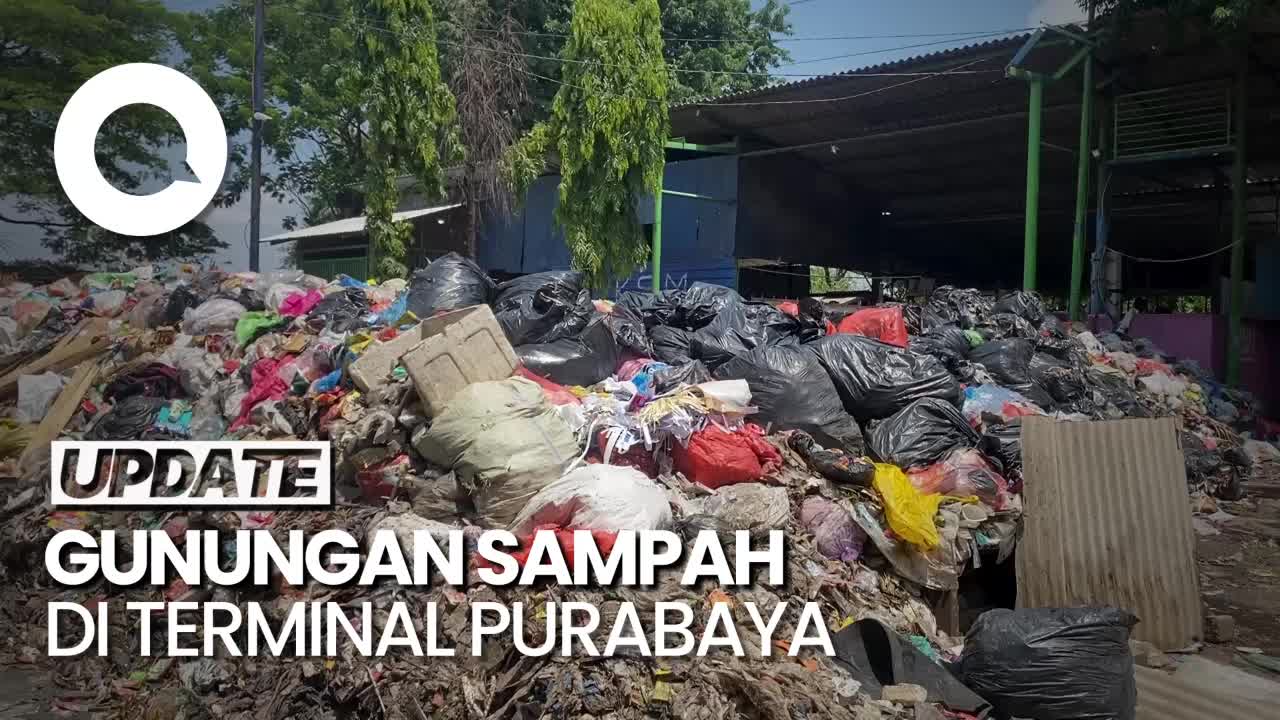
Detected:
[
  {"left": 675, "top": 31, "right": 1032, "bottom": 107},
  {"left": 263, "top": 203, "right": 462, "bottom": 244},
  {"left": 1016, "top": 416, "right": 1202, "bottom": 650},
  {"left": 1136, "top": 658, "right": 1280, "bottom": 719}
]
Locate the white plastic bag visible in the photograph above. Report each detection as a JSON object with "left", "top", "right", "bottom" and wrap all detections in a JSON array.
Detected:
[
  {"left": 509, "top": 464, "right": 672, "bottom": 536},
  {"left": 264, "top": 283, "right": 305, "bottom": 313},
  {"left": 694, "top": 483, "right": 789, "bottom": 531},
  {"left": 89, "top": 289, "right": 127, "bottom": 317},
  {"left": 17, "top": 372, "right": 67, "bottom": 423},
  {"left": 182, "top": 298, "right": 247, "bottom": 335}
]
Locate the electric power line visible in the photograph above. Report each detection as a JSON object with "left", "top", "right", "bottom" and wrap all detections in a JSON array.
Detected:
[{"left": 293, "top": 9, "right": 1013, "bottom": 84}]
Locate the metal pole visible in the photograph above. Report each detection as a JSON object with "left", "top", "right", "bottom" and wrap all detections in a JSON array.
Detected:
[
  {"left": 651, "top": 176, "right": 663, "bottom": 294},
  {"left": 1023, "top": 76, "right": 1043, "bottom": 291},
  {"left": 1090, "top": 93, "right": 1111, "bottom": 316},
  {"left": 249, "top": 0, "right": 264, "bottom": 272},
  {"left": 1070, "top": 54, "right": 1093, "bottom": 319},
  {"left": 1227, "top": 47, "right": 1247, "bottom": 385}
]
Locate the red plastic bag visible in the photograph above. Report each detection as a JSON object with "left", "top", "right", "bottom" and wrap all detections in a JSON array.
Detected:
[
  {"left": 1135, "top": 358, "right": 1172, "bottom": 377},
  {"left": 777, "top": 301, "right": 800, "bottom": 317},
  {"left": 836, "top": 306, "right": 908, "bottom": 347},
  {"left": 908, "top": 448, "right": 1009, "bottom": 509},
  {"left": 672, "top": 424, "right": 782, "bottom": 489},
  {"left": 515, "top": 366, "right": 580, "bottom": 405}
]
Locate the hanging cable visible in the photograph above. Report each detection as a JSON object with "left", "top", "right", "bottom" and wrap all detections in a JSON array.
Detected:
[{"left": 1109, "top": 240, "right": 1242, "bottom": 263}]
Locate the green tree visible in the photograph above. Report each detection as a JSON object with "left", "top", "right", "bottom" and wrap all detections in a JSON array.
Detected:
[
  {"left": 337, "top": 0, "right": 460, "bottom": 278},
  {"left": 1087, "top": 0, "right": 1279, "bottom": 29},
  {"left": 492, "top": 0, "right": 791, "bottom": 113},
  {"left": 519, "top": 0, "right": 669, "bottom": 288},
  {"left": 0, "top": 0, "right": 226, "bottom": 264}
]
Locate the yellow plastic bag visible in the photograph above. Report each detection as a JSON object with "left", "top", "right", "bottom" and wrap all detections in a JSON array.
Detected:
[{"left": 872, "top": 463, "right": 944, "bottom": 550}]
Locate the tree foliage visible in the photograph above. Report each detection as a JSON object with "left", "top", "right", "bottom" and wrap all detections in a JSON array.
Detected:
[
  {"left": 0, "top": 0, "right": 226, "bottom": 264},
  {"left": 523, "top": 0, "right": 669, "bottom": 288},
  {"left": 1087, "top": 0, "right": 1279, "bottom": 30},
  {"left": 337, "top": 0, "right": 460, "bottom": 278}
]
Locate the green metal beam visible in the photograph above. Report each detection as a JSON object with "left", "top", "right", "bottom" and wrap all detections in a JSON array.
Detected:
[
  {"left": 1228, "top": 50, "right": 1247, "bottom": 385},
  {"left": 1053, "top": 44, "right": 1092, "bottom": 81},
  {"left": 663, "top": 140, "right": 736, "bottom": 154},
  {"left": 652, "top": 177, "right": 664, "bottom": 294},
  {"left": 1024, "top": 76, "right": 1044, "bottom": 291},
  {"left": 1070, "top": 53, "right": 1094, "bottom": 320}
]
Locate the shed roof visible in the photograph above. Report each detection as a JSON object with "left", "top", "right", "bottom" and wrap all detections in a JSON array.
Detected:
[{"left": 263, "top": 203, "right": 463, "bottom": 245}]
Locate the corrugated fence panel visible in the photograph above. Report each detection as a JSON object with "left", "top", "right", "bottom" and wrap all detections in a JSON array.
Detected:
[
  {"left": 1016, "top": 417, "right": 1202, "bottom": 650},
  {"left": 1136, "top": 662, "right": 1279, "bottom": 720}
]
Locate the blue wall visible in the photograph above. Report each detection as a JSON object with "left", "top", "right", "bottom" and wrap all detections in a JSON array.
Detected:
[{"left": 478, "top": 156, "right": 739, "bottom": 292}]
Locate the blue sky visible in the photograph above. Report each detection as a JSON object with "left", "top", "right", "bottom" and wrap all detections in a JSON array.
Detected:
[{"left": 2, "top": 0, "right": 1084, "bottom": 271}]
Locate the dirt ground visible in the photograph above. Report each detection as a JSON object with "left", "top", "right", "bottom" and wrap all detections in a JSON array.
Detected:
[{"left": 1196, "top": 468, "right": 1280, "bottom": 660}]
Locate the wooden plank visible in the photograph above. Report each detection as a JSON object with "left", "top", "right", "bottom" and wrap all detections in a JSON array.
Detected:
[
  {"left": 0, "top": 320, "right": 111, "bottom": 397},
  {"left": 19, "top": 360, "right": 101, "bottom": 471}
]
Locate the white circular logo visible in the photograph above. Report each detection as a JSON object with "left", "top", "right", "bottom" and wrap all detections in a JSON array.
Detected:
[{"left": 54, "top": 63, "right": 227, "bottom": 237}]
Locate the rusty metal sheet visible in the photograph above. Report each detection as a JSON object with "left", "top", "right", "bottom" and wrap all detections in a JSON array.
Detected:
[{"left": 1016, "top": 416, "right": 1202, "bottom": 650}]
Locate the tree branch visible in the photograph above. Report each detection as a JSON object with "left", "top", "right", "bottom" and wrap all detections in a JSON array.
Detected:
[{"left": 0, "top": 211, "right": 74, "bottom": 228}]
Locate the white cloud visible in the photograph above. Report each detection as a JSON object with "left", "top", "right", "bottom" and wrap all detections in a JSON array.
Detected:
[{"left": 1027, "top": 0, "right": 1087, "bottom": 27}]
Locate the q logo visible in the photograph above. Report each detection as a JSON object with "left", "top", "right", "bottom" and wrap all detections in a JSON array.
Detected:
[{"left": 54, "top": 63, "right": 227, "bottom": 237}]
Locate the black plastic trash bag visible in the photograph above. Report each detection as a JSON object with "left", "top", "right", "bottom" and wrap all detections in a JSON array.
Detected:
[
  {"left": 1029, "top": 352, "right": 1088, "bottom": 405},
  {"left": 673, "top": 282, "right": 740, "bottom": 329},
  {"left": 833, "top": 619, "right": 991, "bottom": 716},
  {"left": 406, "top": 252, "right": 495, "bottom": 318},
  {"left": 516, "top": 315, "right": 620, "bottom": 387},
  {"left": 87, "top": 396, "right": 167, "bottom": 441},
  {"left": 307, "top": 287, "right": 370, "bottom": 333},
  {"left": 980, "top": 312, "right": 1039, "bottom": 340},
  {"left": 714, "top": 346, "right": 864, "bottom": 453},
  {"left": 651, "top": 361, "right": 712, "bottom": 394},
  {"left": 615, "top": 290, "right": 678, "bottom": 329},
  {"left": 979, "top": 420, "right": 1022, "bottom": 480},
  {"left": 788, "top": 431, "right": 874, "bottom": 486},
  {"left": 968, "top": 339, "right": 1035, "bottom": 385},
  {"left": 650, "top": 326, "right": 696, "bottom": 364},
  {"left": 492, "top": 270, "right": 592, "bottom": 346},
  {"left": 991, "top": 290, "right": 1046, "bottom": 325},
  {"left": 954, "top": 607, "right": 1137, "bottom": 720},
  {"left": 866, "top": 397, "right": 979, "bottom": 469},
  {"left": 925, "top": 286, "right": 992, "bottom": 330},
  {"left": 808, "top": 335, "right": 960, "bottom": 422},
  {"left": 687, "top": 328, "right": 752, "bottom": 370},
  {"left": 603, "top": 311, "right": 654, "bottom": 357},
  {"left": 1088, "top": 370, "right": 1148, "bottom": 417},
  {"left": 164, "top": 286, "right": 200, "bottom": 325}
]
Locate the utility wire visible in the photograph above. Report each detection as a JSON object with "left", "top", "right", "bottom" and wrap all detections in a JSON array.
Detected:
[
  {"left": 469, "top": 25, "right": 1038, "bottom": 45},
  {"left": 1109, "top": 241, "right": 1242, "bottom": 264},
  {"left": 293, "top": 10, "right": 1017, "bottom": 81}
]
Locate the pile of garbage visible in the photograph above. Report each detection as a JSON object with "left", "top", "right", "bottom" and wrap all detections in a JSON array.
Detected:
[{"left": 0, "top": 253, "right": 1269, "bottom": 719}]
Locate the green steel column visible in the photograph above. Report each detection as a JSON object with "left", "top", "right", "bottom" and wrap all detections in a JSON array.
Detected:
[
  {"left": 652, "top": 180, "right": 664, "bottom": 294},
  {"left": 1023, "top": 76, "right": 1044, "bottom": 291},
  {"left": 1228, "top": 54, "right": 1247, "bottom": 385},
  {"left": 1070, "top": 56, "right": 1093, "bottom": 320}
]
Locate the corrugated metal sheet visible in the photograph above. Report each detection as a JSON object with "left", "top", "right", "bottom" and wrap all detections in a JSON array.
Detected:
[
  {"left": 1016, "top": 417, "right": 1202, "bottom": 650},
  {"left": 1136, "top": 660, "right": 1280, "bottom": 719}
]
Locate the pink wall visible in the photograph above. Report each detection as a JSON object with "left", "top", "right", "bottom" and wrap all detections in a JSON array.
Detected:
[{"left": 1088, "top": 313, "right": 1279, "bottom": 415}]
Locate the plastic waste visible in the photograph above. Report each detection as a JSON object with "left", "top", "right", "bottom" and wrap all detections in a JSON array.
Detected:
[
  {"left": 279, "top": 289, "right": 324, "bottom": 317},
  {"left": 954, "top": 607, "right": 1137, "bottom": 720},
  {"left": 714, "top": 345, "right": 863, "bottom": 452},
  {"left": 651, "top": 360, "right": 712, "bottom": 394},
  {"left": 867, "top": 397, "right": 980, "bottom": 469},
  {"left": 695, "top": 483, "right": 789, "bottom": 532},
  {"left": 87, "top": 396, "right": 166, "bottom": 440},
  {"left": 808, "top": 334, "right": 960, "bottom": 422},
  {"left": 104, "top": 362, "right": 182, "bottom": 402},
  {"left": 968, "top": 338, "right": 1034, "bottom": 386},
  {"left": 86, "top": 289, "right": 128, "bottom": 317},
  {"left": 508, "top": 464, "right": 672, "bottom": 536},
  {"left": 835, "top": 306, "right": 909, "bottom": 347},
  {"left": 907, "top": 448, "right": 1009, "bottom": 509},
  {"left": 493, "top": 270, "right": 593, "bottom": 346},
  {"left": 800, "top": 496, "right": 866, "bottom": 562},
  {"left": 164, "top": 286, "right": 199, "bottom": 325},
  {"left": 602, "top": 311, "right": 654, "bottom": 357},
  {"left": 235, "top": 311, "right": 286, "bottom": 346},
  {"left": 872, "top": 463, "right": 945, "bottom": 549},
  {"left": 979, "top": 421, "right": 1023, "bottom": 480},
  {"left": 671, "top": 424, "right": 781, "bottom": 489},
  {"left": 516, "top": 315, "right": 620, "bottom": 387},
  {"left": 416, "top": 378, "right": 579, "bottom": 527},
  {"left": 962, "top": 384, "right": 1043, "bottom": 422},
  {"left": 14, "top": 296, "right": 52, "bottom": 336},
  {"left": 47, "top": 278, "right": 79, "bottom": 298},
  {"left": 990, "top": 291, "right": 1046, "bottom": 324},
  {"left": 306, "top": 287, "right": 369, "bottom": 333},
  {"left": 16, "top": 372, "right": 67, "bottom": 423},
  {"left": 787, "top": 431, "right": 875, "bottom": 485},
  {"left": 183, "top": 298, "right": 247, "bottom": 335},
  {"left": 0, "top": 317, "right": 19, "bottom": 350},
  {"left": 406, "top": 252, "right": 495, "bottom": 318},
  {"left": 263, "top": 283, "right": 304, "bottom": 313}
]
